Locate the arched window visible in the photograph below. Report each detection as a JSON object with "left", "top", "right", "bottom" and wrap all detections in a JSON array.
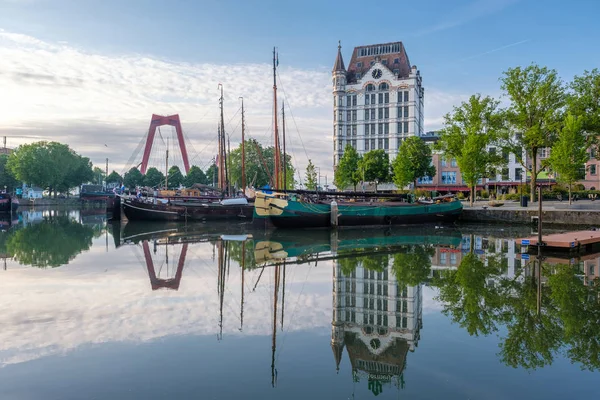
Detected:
[
  {"left": 378, "top": 82, "right": 389, "bottom": 90},
  {"left": 365, "top": 84, "right": 375, "bottom": 92}
]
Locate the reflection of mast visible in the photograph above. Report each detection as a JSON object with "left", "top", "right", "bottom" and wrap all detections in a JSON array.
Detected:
[
  {"left": 240, "top": 240, "right": 245, "bottom": 331},
  {"left": 142, "top": 240, "right": 188, "bottom": 290},
  {"left": 281, "top": 262, "right": 286, "bottom": 330},
  {"left": 271, "top": 264, "right": 281, "bottom": 388},
  {"left": 217, "top": 240, "right": 226, "bottom": 341}
]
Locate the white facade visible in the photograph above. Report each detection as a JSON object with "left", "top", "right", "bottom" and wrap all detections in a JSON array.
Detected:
[{"left": 332, "top": 42, "right": 425, "bottom": 166}]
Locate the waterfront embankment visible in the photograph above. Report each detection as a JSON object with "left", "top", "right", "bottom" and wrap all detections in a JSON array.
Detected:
[{"left": 461, "top": 200, "right": 600, "bottom": 226}]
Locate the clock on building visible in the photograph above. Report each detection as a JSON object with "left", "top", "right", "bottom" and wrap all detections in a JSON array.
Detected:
[{"left": 372, "top": 69, "right": 382, "bottom": 79}]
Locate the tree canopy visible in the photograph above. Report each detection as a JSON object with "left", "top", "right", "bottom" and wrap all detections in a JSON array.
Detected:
[
  {"left": 7, "top": 141, "right": 93, "bottom": 197},
  {"left": 0, "top": 154, "right": 20, "bottom": 192},
  {"left": 123, "top": 167, "right": 143, "bottom": 189},
  {"left": 106, "top": 171, "right": 123, "bottom": 184},
  {"left": 143, "top": 167, "right": 165, "bottom": 188},
  {"left": 547, "top": 114, "right": 588, "bottom": 204},
  {"left": 167, "top": 165, "right": 184, "bottom": 189},
  {"left": 568, "top": 68, "right": 600, "bottom": 135},
  {"left": 305, "top": 159, "right": 317, "bottom": 190},
  {"left": 334, "top": 145, "right": 361, "bottom": 190},
  {"left": 437, "top": 94, "right": 505, "bottom": 205},
  {"left": 392, "top": 136, "right": 436, "bottom": 190},
  {"left": 500, "top": 64, "right": 565, "bottom": 201},
  {"left": 184, "top": 165, "right": 208, "bottom": 187},
  {"left": 358, "top": 149, "right": 391, "bottom": 184}
]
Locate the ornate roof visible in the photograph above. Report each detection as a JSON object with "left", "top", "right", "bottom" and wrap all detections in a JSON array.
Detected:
[{"left": 346, "top": 41, "right": 412, "bottom": 83}]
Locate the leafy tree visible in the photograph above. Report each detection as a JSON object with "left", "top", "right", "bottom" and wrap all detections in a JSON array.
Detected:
[
  {"left": 358, "top": 150, "right": 391, "bottom": 188},
  {"left": 334, "top": 144, "right": 361, "bottom": 191},
  {"left": 305, "top": 159, "right": 317, "bottom": 190},
  {"left": 184, "top": 165, "right": 208, "bottom": 187},
  {"left": 6, "top": 216, "right": 94, "bottom": 268},
  {"left": 0, "top": 154, "right": 20, "bottom": 192},
  {"left": 547, "top": 114, "right": 588, "bottom": 204},
  {"left": 7, "top": 141, "right": 92, "bottom": 197},
  {"left": 123, "top": 167, "right": 143, "bottom": 189},
  {"left": 92, "top": 166, "right": 105, "bottom": 185},
  {"left": 167, "top": 165, "right": 184, "bottom": 189},
  {"left": 205, "top": 163, "right": 218, "bottom": 187},
  {"left": 227, "top": 139, "right": 294, "bottom": 189},
  {"left": 437, "top": 94, "right": 505, "bottom": 205},
  {"left": 106, "top": 170, "right": 123, "bottom": 184},
  {"left": 392, "top": 136, "right": 436, "bottom": 190},
  {"left": 568, "top": 68, "right": 600, "bottom": 135},
  {"left": 143, "top": 167, "right": 165, "bottom": 188},
  {"left": 500, "top": 64, "right": 565, "bottom": 201}
]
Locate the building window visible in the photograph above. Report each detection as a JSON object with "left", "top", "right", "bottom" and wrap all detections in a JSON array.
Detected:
[
  {"left": 384, "top": 93, "right": 389, "bottom": 103},
  {"left": 338, "top": 97, "right": 343, "bottom": 106},
  {"left": 347, "top": 110, "right": 351, "bottom": 121},
  {"left": 365, "top": 110, "right": 369, "bottom": 120},
  {"left": 338, "top": 125, "right": 343, "bottom": 136},
  {"left": 393, "top": 68, "right": 399, "bottom": 75},
  {"left": 352, "top": 139, "right": 357, "bottom": 149},
  {"left": 451, "top": 158, "right": 457, "bottom": 167},
  {"left": 441, "top": 158, "right": 447, "bottom": 167},
  {"left": 365, "top": 95, "right": 370, "bottom": 105},
  {"left": 382, "top": 59, "right": 388, "bottom": 65},
  {"left": 378, "top": 93, "right": 383, "bottom": 104},
  {"left": 379, "top": 123, "right": 383, "bottom": 134},
  {"left": 394, "top": 58, "right": 399, "bottom": 64},
  {"left": 384, "top": 138, "right": 389, "bottom": 149},
  {"left": 357, "top": 62, "right": 362, "bottom": 68},
  {"left": 404, "top": 121, "right": 409, "bottom": 133},
  {"left": 370, "top": 60, "right": 375, "bottom": 66},
  {"left": 441, "top": 171, "right": 457, "bottom": 184},
  {"left": 379, "top": 83, "right": 389, "bottom": 90},
  {"left": 418, "top": 175, "right": 433, "bottom": 184},
  {"left": 404, "top": 106, "right": 409, "bottom": 118},
  {"left": 384, "top": 123, "right": 389, "bottom": 135},
  {"left": 397, "top": 92, "right": 402, "bottom": 103},
  {"left": 346, "top": 95, "right": 351, "bottom": 106},
  {"left": 404, "top": 91, "right": 409, "bottom": 102},
  {"left": 378, "top": 138, "right": 383, "bottom": 149},
  {"left": 371, "top": 94, "right": 375, "bottom": 104},
  {"left": 352, "top": 125, "right": 357, "bottom": 136},
  {"left": 515, "top": 168, "right": 522, "bottom": 181},
  {"left": 333, "top": 110, "right": 336, "bottom": 121},
  {"left": 353, "top": 95, "right": 357, "bottom": 106},
  {"left": 502, "top": 168, "right": 509, "bottom": 180},
  {"left": 378, "top": 108, "right": 383, "bottom": 119},
  {"left": 365, "top": 139, "right": 370, "bottom": 151},
  {"left": 356, "top": 73, "right": 361, "bottom": 80},
  {"left": 366, "top": 84, "right": 375, "bottom": 91},
  {"left": 338, "top": 112, "right": 343, "bottom": 122},
  {"left": 365, "top": 124, "right": 370, "bottom": 135},
  {"left": 371, "top": 109, "right": 375, "bottom": 119},
  {"left": 591, "top": 164, "right": 597, "bottom": 175},
  {"left": 352, "top": 110, "right": 357, "bottom": 121},
  {"left": 371, "top": 139, "right": 375, "bottom": 149},
  {"left": 384, "top": 107, "right": 389, "bottom": 119}
]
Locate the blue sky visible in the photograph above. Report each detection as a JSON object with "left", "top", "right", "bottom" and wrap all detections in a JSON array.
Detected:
[{"left": 1, "top": 0, "right": 599, "bottom": 180}]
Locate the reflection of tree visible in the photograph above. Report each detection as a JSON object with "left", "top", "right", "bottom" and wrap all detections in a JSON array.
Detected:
[
  {"left": 6, "top": 217, "right": 94, "bottom": 267},
  {"left": 392, "top": 245, "right": 434, "bottom": 288},
  {"left": 228, "top": 240, "right": 256, "bottom": 269},
  {"left": 498, "top": 272, "right": 562, "bottom": 369},
  {"left": 434, "top": 249, "right": 600, "bottom": 371},
  {"left": 548, "top": 265, "right": 600, "bottom": 371},
  {"left": 435, "top": 252, "right": 505, "bottom": 336}
]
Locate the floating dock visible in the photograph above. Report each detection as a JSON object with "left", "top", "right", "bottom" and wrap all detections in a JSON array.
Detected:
[{"left": 517, "top": 230, "right": 600, "bottom": 252}]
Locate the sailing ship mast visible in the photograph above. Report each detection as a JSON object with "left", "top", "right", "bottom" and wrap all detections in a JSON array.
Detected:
[
  {"left": 272, "top": 47, "right": 281, "bottom": 190},
  {"left": 240, "top": 97, "right": 246, "bottom": 193},
  {"left": 282, "top": 102, "right": 287, "bottom": 191},
  {"left": 218, "top": 84, "right": 229, "bottom": 195}
]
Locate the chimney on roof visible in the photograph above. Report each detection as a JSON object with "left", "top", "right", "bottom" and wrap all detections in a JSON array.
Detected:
[{"left": 332, "top": 40, "right": 346, "bottom": 73}]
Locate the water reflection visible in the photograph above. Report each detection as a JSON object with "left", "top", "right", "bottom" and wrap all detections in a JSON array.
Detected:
[{"left": 1, "top": 210, "right": 600, "bottom": 397}]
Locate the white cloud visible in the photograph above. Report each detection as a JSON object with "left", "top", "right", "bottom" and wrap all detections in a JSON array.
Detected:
[{"left": 0, "top": 30, "right": 465, "bottom": 181}]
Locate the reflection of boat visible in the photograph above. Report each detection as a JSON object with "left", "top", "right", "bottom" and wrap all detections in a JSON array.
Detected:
[
  {"left": 254, "top": 226, "right": 463, "bottom": 265},
  {"left": 0, "top": 193, "right": 18, "bottom": 213}
]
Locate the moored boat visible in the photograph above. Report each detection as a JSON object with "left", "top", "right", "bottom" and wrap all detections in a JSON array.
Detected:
[{"left": 0, "top": 193, "right": 18, "bottom": 213}]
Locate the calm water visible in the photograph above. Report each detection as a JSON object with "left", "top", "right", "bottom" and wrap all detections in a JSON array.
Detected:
[{"left": 1, "top": 209, "right": 599, "bottom": 399}]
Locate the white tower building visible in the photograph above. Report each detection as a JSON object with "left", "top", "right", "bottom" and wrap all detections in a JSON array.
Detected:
[{"left": 333, "top": 41, "right": 425, "bottom": 166}]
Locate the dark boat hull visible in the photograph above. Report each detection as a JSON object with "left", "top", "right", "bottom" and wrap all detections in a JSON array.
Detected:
[
  {"left": 0, "top": 194, "right": 16, "bottom": 213},
  {"left": 122, "top": 199, "right": 254, "bottom": 222}
]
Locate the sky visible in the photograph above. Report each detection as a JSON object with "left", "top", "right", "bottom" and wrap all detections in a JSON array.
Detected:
[{"left": 1, "top": 0, "right": 599, "bottom": 182}]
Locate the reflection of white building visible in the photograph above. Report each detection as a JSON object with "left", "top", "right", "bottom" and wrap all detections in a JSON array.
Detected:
[{"left": 331, "top": 259, "right": 421, "bottom": 395}]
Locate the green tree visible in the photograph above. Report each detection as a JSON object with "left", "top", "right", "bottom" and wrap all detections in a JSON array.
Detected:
[
  {"left": 500, "top": 64, "right": 565, "bottom": 201},
  {"left": 7, "top": 141, "right": 92, "bottom": 198},
  {"left": 227, "top": 139, "right": 294, "bottom": 189},
  {"left": 184, "top": 165, "right": 208, "bottom": 187},
  {"left": 358, "top": 150, "right": 391, "bottom": 189},
  {"left": 123, "top": 167, "right": 143, "bottom": 188},
  {"left": 92, "top": 166, "right": 105, "bottom": 185},
  {"left": 106, "top": 170, "right": 123, "bottom": 185},
  {"left": 393, "top": 136, "right": 436, "bottom": 190},
  {"left": 0, "top": 154, "right": 20, "bottom": 193},
  {"left": 305, "top": 159, "right": 317, "bottom": 190},
  {"left": 334, "top": 144, "right": 361, "bottom": 191},
  {"left": 206, "top": 164, "right": 218, "bottom": 187},
  {"left": 547, "top": 114, "right": 588, "bottom": 204},
  {"left": 167, "top": 165, "right": 184, "bottom": 189},
  {"left": 568, "top": 68, "right": 600, "bottom": 135},
  {"left": 143, "top": 167, "right": 165, "bottom": 188},
  {"left": 437, "top": 94, "right": 505, "bottom": 205}
]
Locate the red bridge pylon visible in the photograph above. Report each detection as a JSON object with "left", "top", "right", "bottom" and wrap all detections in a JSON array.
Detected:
[{"left": 140, "top": 114, "right": 190, "bottom": 175}]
